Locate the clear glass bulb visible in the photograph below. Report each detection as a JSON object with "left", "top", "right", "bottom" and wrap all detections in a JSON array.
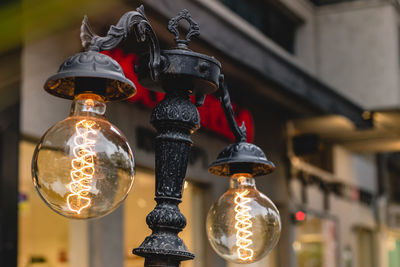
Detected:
[
  {"left": 32, "top": 94, "right": 135, "bottom": 219},
  {"left": 206, "top": 174, "right": 281, "bottom": 264}
]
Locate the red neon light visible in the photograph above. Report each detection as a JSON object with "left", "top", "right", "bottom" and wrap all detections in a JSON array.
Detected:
[
  {"left": 102, "top": 49, "right": 254, "bottom": 142},
  {"left": 295, "top": 211, "right": 306, "bottom": 221}
]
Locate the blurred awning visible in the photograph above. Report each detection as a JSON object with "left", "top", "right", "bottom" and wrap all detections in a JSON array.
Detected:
[
  {"left": 290, "top": 110, "right": 400, "bottom": 152},
  {"left": 141, "top": 0, "right": 372, "bottom": 128}
]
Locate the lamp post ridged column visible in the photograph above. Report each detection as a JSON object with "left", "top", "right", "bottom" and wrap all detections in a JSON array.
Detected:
[{"left": 132, "top": 90, "right": 199, "bottom": 266}]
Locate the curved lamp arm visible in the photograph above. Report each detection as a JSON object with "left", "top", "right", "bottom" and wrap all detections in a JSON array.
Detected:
[
  {"left": 217, "top": 74, "right": 247, "bottom": 143},
  {"left": 80, "top": 5, "right": 161, "bottom": 81}
]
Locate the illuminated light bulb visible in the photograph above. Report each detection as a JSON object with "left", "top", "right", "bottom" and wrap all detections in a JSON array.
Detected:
[
  {"left": 32, "top": 94, "right": 135, "bottom": 219},
  {"left": 206, "top": 174, "right": 281, "bottom": 264}
]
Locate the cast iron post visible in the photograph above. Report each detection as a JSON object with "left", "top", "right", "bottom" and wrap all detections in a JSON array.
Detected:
[{"left": 132, "top": 88, "right": 198, "bottom": 266}]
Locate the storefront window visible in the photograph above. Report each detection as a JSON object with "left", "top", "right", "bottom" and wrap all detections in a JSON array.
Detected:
[
  {"left": 218, "top": 0, "right": 299, "bottom": 54},
  {"left": 356, "top": 228, "right": 375, "bottom": 267},
  {"left": 388, "top": 235, "right": 400, "bottom": 267},
  {"left": 19, "top": 141, "right": 75, "bottom": 267},
  {"left": 293, "top": 215, "right": 337, "bottom": 267}
]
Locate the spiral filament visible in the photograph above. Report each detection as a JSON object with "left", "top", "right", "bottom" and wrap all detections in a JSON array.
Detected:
[
  {"left": 67, "top": 119, "right": 97, "bottom": 214},
  {"left": 234, "top": 189, "right": 254, "bottom": 261}
]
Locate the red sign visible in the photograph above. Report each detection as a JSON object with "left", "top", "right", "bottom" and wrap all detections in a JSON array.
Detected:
[
  {"left": 102, "top": 49, "right": 254, "bottom": 142},
  {"left": 295, "top": 211, "right": 306, "bottom": 221}
]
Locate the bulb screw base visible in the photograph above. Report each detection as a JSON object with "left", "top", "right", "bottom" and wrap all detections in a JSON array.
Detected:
[{"left": 144, "top": 258, "right": 180, "bottom": 267}]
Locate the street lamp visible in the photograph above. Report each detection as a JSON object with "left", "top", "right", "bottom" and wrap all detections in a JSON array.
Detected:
[
  {"left": 32, "top": 5, "right": 281, "bottom": 266},
  {"left": 206, "top": 82, "right": 281, "bottom": 264}
]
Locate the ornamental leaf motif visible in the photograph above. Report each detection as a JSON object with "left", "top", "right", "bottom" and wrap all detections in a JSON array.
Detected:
[
  {"left": 167, "top": 9, "right": 200, "bottom": 47},
  {"left": 79, "top": 5, "right": 161, "bottom": 81}
]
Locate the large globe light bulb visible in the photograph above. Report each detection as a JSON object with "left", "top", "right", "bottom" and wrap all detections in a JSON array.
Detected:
[
  {"left": 206, "top": 174, "right": 281, "bottom": 264},
  {"left": 32, "top": 94, "right": 135, "bottom": 219}
]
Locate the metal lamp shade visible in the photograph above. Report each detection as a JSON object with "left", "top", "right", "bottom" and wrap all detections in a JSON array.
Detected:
[
  {"left": 209, "top": 142, "right": 275, "bottom": 177},
  {"left": 44, "top": 51, "right": 136, "bottom": 101}
]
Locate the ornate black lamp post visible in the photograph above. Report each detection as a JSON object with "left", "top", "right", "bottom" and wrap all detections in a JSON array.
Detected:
[{"left": 32, "top": 5, "right": 280, "bottom": 267}]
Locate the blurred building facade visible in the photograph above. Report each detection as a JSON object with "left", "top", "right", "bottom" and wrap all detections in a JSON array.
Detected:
[{"left": 2, "top": 0, "right": 400, "bottom": 267}]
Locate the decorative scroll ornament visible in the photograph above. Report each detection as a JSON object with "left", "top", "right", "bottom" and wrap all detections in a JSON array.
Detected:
[
  {"left": 167, "top": 9, "right": 200, "bottom": 48},
  {"left": 80, "top": 5, "right": 161, "bottom": 81}
]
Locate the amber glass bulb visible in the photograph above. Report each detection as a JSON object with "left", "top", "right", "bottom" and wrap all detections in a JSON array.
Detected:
[
  {"left": 206, "top": 175, "right": 281, "bottom": 264},
  {"left": 32, "top": 94, "right": 135, "bottom": 219}
]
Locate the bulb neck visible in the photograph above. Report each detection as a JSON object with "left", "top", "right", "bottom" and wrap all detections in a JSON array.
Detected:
[
  {"left": 230, "top": 174, "right": 256, "bottom": 189},
  {"left": 70, "top": 94, "right": 106, "bottom": 118}
]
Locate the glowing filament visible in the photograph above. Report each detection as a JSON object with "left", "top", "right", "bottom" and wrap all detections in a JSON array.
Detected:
[
  {"left": 67, "top": 119, "right": 97, "bottom": 214},
  {"left": 234, "top": 189, "right": 254, "bottom": 261}
]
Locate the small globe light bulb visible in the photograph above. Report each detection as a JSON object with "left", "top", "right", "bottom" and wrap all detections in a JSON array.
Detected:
[
  {"left": 32, "top": 94, "right": 135, "bottom": 219},
  {"left": 206, "top": 174, "right": 281, "bottom": 264}
]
